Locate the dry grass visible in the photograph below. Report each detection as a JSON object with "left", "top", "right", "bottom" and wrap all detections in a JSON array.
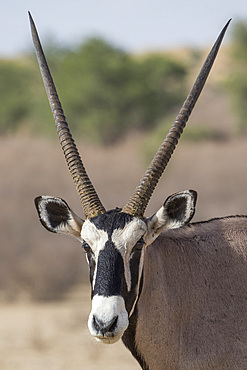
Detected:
[
  {"left": 0, "top": 286, "right": 140, "bottom": 370},
  {"left": 1, "top": 132, "right": 247, "bottom": 301}
]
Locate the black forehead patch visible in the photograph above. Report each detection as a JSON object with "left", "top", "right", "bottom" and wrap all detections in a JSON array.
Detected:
[{"left": 90, "top": 210, "right": 134, "bottom": 236}]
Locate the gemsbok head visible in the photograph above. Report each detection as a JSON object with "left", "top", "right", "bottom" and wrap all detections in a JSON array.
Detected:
[{"left": 30, "top": 15, "right": 247, "bottom": 369}]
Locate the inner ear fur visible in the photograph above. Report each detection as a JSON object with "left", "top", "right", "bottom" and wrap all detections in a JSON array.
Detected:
[
  {"left": 145, "top": 190, "right": 197, "bottom": 245},
  {"left": 34, "top": 196, "right": 84, "bottom": 241},
  {"left": 163, "top": 190, "right": 197, "bottom": 227}
]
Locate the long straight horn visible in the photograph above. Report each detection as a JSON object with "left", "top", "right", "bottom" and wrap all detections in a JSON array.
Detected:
[
  {"left": 29, "top": 12, "right": 105, "bottom": 219},
  {"left": 122, "top": 19, "right": 231, "bottom": 218}
]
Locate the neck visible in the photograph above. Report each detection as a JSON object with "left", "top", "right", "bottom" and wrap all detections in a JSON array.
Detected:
[
  {"left": 122, "top": 272, "right": 149, "bottom": 369},
  {"left": 122, "top": 234, "right": 186, "bottom": 369}
]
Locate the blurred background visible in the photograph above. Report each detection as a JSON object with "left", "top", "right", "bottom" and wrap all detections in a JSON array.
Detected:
[{"left": 0, "top": 1, "right": 247, "bottom": 369}]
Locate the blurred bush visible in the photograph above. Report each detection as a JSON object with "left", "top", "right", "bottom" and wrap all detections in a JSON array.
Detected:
[
  {"left": 0, "top": 241, "right": 85, "bottom": 302},
  {"left": 225, "top": 20, "right": 247, "bottom": 133},
  {"left": 141, "top": 115, "right": 224, "bottom": 163},
  {"left": 0, "top": 60, "right": 34, "bottom": 133},
  {"left": 0, "top": 37, "right": 188, "bottom": 144}
]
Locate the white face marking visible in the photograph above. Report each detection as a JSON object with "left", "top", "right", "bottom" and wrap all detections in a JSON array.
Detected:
[
  {"left": 111, "top": 218, "right": 146, "bottom": 252},
  {"left": 81, "top": 220, "right": 108, "bottom": 288},
  {"left": 129, "top": 248, "right": 144, "bottom": 318},
  {"left": 112, "top": 218, "right": 146, "bottom": 291},
  {"left": 82, "top": 217, "right": 147, "bottom": 292},
  {"left": 82, "top": 216, "right": 147, "bottom": 342},
  {"left": 81, "top": 219, "right": 109, "bottom": 252},
  {"left": 88, "top": 294, "right": 129, "bottom": 344}
]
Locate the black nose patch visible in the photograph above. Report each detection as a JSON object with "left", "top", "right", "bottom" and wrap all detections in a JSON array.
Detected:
[{"left": 93, "top": 240, "right": 125, "bottom": 297}]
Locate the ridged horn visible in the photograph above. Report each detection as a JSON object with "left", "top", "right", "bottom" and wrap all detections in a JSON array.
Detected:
[
  {"left": 29, "top": 12, "right": 106, "bottom": 219},
  {"left": 122, "top": 19, "right": 231, "bottom": 218}
]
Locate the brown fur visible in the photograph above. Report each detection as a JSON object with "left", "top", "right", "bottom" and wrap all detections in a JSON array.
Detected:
[{"left": 134, "top": 216, "right": 247, "bottom": 369}]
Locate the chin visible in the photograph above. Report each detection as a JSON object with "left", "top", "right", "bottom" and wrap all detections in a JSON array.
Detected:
[{"left": 94, "top": 334, "right": 122, "bottom": 344}]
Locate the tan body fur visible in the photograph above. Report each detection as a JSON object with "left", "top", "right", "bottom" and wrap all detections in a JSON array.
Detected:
[{"left": 134, "top": 216, "right": 247, "bottom": 369}]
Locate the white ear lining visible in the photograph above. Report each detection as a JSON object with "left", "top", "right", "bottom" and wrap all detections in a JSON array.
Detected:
[
  {"left": 163, "top": 190, "right": 197, "bottom": 227},
  {"left": 145, "top": 190, "right": 197, "bottom": 245},
  {"left": 35, "top": 196, "right": 84, "bottom": 241}
]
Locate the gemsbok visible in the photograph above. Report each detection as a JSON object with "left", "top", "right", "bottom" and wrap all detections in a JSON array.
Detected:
[{"left": 29, "top": 13, "right": 247, "bottom": 369}]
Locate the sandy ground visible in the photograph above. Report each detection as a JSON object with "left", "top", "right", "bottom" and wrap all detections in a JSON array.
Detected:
[{"left": 0, "top": 286, "right": 140, "bottom": 370}]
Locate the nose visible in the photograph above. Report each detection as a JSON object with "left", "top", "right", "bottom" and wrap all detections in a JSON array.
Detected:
[{"left": 93, "top": 315, "right": 118, "bottom": 336}]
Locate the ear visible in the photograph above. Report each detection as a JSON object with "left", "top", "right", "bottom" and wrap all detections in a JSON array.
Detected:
[
  {"left": 34, "top": 196, "right": 84, "bottom": 241},
  {"left": 145, "top": 190, "right": 197, "bottom": 245}
]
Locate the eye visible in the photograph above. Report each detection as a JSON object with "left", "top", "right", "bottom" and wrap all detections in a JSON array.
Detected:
[
  {"left": 82, "top": 242, "right": 91, "bottom": 253},
  {"left": 135, "top": 237, "right": 145, "bottom": 251}
]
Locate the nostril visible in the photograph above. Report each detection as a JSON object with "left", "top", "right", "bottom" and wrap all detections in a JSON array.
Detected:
[
  {"left": 108, "top": 315, "right": 118, "bottom": 333},
  {"left": 93, "top": 315, "right": 118, "bottom": 335},
  {"left": 93, "top": 315, "right": 102, "bottom": 331}
]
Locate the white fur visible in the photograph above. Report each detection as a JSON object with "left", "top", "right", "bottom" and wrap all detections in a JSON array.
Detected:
[
  {"left": 81, "top": 220, "right": 109, "bottom": 253},
  {"left": 88, "top": 295, "right": 129, "bottom": 344},
  {"left": 129, "top": 248, "right": 145, "bottom": 317},
  {"left": 145, "top": 191, "right": 195, "bottom": 245},
  {"left": 38, "top": 196, "right": 84, "bottom": 240},
  {"left": 82, "top": 218, "right": 147, "bottom": 342},
  {"left": 81, "top": 220, "right": 108, "bottom": 288},
  {"left": 112, "top": 218, "right": 146, "bottom": 291},
  {"left": 82, "top": 218, "right": 147, "bottom": 291}
]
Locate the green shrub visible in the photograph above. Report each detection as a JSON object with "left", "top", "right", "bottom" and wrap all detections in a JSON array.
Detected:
[
  {"left": 0, "top": 37, "right": 188, "bottom": 144},
  {"left": 0, "top": 60, "right": 33, "bottom": 133},
  {"left": 43, "top": 38, "right": 188, "bottom": 144},
  {"left": 142, "top": 116, "right": 223, "bottom": 163}
]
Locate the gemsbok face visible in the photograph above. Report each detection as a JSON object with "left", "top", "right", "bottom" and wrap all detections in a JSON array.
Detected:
[
  {"left": 30, "top": 13, "right": 241, "bottom": 369},
  {"left": 36, "top": 190, "right": 196, "bottom": 343}
]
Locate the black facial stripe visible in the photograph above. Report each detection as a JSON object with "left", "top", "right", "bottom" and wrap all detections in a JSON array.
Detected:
[{"left": 93, "top": 241, "right": 127, "bottom": 297}]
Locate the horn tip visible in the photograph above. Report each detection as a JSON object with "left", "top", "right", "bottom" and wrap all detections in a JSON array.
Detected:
[
  {"left": 216, "top": 19, "right": 231, "bottom": 46},
  {"left": 224, "top": 18, "right": 232, "bottom": 31},
  {"left": 28, "top": 11, "right": 33, "bottom": 23},
  {"left": 28, "top": 11, "right": 36, "bottom": 38}
]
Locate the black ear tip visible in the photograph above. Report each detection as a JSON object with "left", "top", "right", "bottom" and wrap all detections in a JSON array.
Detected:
[
  {"left": 34, "top": 196, "right": 43, "bottom": 209},
  {"left": 188, "top": 190, "right": 197, "bottom": 203}
]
